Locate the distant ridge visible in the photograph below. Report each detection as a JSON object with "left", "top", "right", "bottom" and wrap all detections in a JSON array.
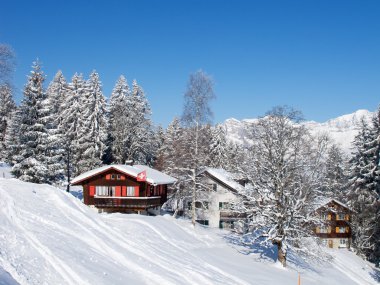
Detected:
[{"left": 223, "top": 109, "right": 374, "bottom": 153}]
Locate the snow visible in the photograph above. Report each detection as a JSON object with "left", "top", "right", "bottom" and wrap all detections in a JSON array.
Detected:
[
  {"left": 71, "top": 164, "right": 177, "bottom": 185},
  {"left": 224, "top": 109, "right": 374, "bottom": 153},
  {"left": 0, "top": 178, "right": 379, "bottom": 285},
  {"left": 200, "top": 168, "right": 244, "bottom": 192},
  {"left": 0, "top": 162, "right": 12, "bottom": 179}
]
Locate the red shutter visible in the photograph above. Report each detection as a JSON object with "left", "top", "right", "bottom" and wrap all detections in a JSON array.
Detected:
[
  {"left": 122, "top": 186, "right": 127, "bottom": 196},
  {"left": 89, "top": 186, "right": 95, "bottom": 196},
  {"left": 115, "top": 186, "right": 121, "bottom": 197},
  {"left": 135, "top": 186, "right": 140, "bottom": 197},
  {"left": 106, "top": 174, "right": 111, "bottom": 180},
  {"left": 121, "top": 175, "right": 126, "bottom": 181}
]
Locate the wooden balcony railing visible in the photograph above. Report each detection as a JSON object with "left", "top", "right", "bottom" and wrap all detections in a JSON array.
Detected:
[
  {"left": 94, "top": 196, "right": 161, "bottom": 209},
  {"left": 220, "top": 211, "right": 247, "bottom": 219}
]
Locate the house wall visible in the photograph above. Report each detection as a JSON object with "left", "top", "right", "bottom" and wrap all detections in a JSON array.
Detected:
[
  {"left": 186, "top": 175, "right": 241, "bottom": 228},
  {"left": 315, "top": 200, "right": 353, "bottom": 249},
  {"left": 321, "top": 238, "right": 352, "bottom": 249}
]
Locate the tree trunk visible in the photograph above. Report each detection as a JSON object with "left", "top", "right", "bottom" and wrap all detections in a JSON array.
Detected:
[
  {"left": 277, "top": 241, "right": 286, "bottom": 267},
  {"left": 192, "top": 169, "right": 196, "bottom": 227}
]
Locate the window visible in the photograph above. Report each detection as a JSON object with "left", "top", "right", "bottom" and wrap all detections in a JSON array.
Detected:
[
  {"left": 219, "top": 202, "right": 230, "bottom": 210},
  {"left": 96, "top": 186, "right": 116, "bottom": 196},
  {"left": 188, "top": 202, "right": 192, "bottom": 210},
  {"left": 196, "top": 220, "right": 209, "bottom": 226},
  {"left": 340, "top": 239, "right": 347, "bottom": 246},
  {"left": 219, "top": 221, "right": 234, "bottom": 229},
  {"left": 195, "top": 201, "right": 208, "bottom": 209},
  {"left": 208, "top": 184, "right": 217, "bottom": 191},
  {"left": 336, "top": 213, "right": 345, "bottom": 220},
  {"left": 336, "top": 227, "right": 346, "bottom": 233},
  {"left": 111, "top": 174, "right": 116, "bottom": 180},
  {"left": 320, "top": 226, "right": 328, "bottom": 233},
  {"left": 116, "top": 174, "right": 121, "bottom": 180},
  {"left": 320, "top": 213, "right": 327, "bottom": 220},
  {"left": 127, "top": 186, "right": 136, "bottom": 196}
]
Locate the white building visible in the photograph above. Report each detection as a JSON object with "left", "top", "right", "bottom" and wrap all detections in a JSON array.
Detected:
[{"left": 185, "top": 168, "right": 248, "bottom": 231}]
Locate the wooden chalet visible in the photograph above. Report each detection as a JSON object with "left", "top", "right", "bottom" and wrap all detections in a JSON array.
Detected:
[
  {"left": 314, "top": 199, "right": 353, "bottom": 249},
  {"left": 71, "top": 164, "right": 177, "bottom": 214}
]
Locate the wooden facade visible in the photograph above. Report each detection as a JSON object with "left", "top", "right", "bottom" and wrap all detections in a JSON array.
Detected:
[
  {"left": 314, "top": 199, "right": 353, "bottom": 249},
  {"left": 72, "top": 167, "right": 171, "bottom": 213}
]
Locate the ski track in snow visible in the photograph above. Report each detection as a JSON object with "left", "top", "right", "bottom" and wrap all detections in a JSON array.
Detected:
[
  {"left": 1, "top": 178, "right": 379, "bottom": 285},
  {"left": 0, "top": 189, "right": 88, "bottom": 285}
]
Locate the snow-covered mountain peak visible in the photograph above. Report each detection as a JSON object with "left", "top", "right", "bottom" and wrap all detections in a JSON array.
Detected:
[
  {"left": 223, "top": 109, "right": 374, "bottom": 153},
  {"left": 322, "top": 109, "right": 372, "bottom": 130}
]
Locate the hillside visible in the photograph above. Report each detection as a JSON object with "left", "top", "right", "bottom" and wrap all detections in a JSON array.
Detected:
[
  {"left": 224, "top": 109, "right": 373, "bottom": 153},
  {"left": 0, "top": 177, "right": 379, "bottom": 284}
]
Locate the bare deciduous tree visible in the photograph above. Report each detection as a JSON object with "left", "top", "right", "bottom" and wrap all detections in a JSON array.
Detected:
[
  {"left": 181, "top": 70, "right": 215, "bottom": 226},
  {"left": 242, "top": 106, "right": 329, "bottom": 267},
  {"left": 0, "top": 44, "right": 15, "bottom": 85}
]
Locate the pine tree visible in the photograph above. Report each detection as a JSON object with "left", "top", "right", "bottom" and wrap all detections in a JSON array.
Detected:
[
  {"left": 0, "top": 84, "right": 16, "bottom": 160},
  {"left": 76, "top": 71, "right": 107, "bottom": 174},
  {"left": 208, "top": 124, "right": 228, "bottom": 168},
  {"left": 108, "top": 75, "right": 130, "bottom": 164},
  {"left": 2, "top": 108, "right": 22, "bottom": 165},
  {"left": 153, "top": 125, "right": 166, "bottom": 171},
  {"left": 11, "top": 61, "right": 50, "bottom": 183},
  {"left": 348, "top": 110, "right": 380, "bottom": 261},
  {"left": 44, "top": 71, "right": 68, "bottom": 183},
  {"left": 324, "top": 144, "right": 349, "bottom": 200},
  {"left": 59, "top": 73, "right": 86, "bottom": 177},
  {"left": 124, "top": 79, "right": 154, "bottom": 164}
]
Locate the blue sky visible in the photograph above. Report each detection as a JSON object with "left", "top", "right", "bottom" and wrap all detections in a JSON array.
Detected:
[{"left": 1, "top": 0, "right": 379, "bottom": 127}]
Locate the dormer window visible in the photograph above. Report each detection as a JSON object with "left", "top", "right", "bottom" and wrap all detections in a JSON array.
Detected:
[
  {"left": 117, "top": 174, "right": 121, "bottom": 180},
  {"left": 111, "top": 174, "right": 116, "bottom": 180}
]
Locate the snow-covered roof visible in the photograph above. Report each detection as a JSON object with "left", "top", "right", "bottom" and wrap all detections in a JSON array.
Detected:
[
  {"left": 71, "top": 165, "right": 177, "bottom": 186},
  {"left": 314, "top": 198, "right": 352, "bottom": 212},
  {"left": 198, "top": 168, "right": 245, "bottom": 192}
]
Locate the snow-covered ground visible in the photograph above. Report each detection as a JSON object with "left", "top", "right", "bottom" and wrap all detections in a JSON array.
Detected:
[{"left": 0, "top": 177, "right": 379, "bottom": 285}]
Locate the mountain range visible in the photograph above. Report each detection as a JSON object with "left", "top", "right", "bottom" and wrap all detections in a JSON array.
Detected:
[{"left": 223, "top": 109, "right": 374, "bottom": 153}]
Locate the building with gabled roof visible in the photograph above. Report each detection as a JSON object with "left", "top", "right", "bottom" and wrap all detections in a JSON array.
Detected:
[
  {"left": 314, "top": 199, "right": 353, "bottom": 249},
  {"left": 71, "top": 164, "right": 177, "bottom": 214},
  {"left": 182, "top": 167, "right": 248, "bottom": 231}
]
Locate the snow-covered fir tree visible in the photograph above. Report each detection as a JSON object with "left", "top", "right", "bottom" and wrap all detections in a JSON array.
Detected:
[
  {"left": 59, "top": 73, "right": 86, "bottom": 177},
  {"left": 323, "top": 144, "right": 348, "bottom": 200},
  {"left": 153, "top": 125, "right": 166, "bottom": 171},
  {"left": 2, "top": 108, "right": 21, "bottom": 165},
  {"left": 208, "top": 124, "right": 228, "bottom": 168},
  {"left": 108, "top": 75, "right": 130, "bottom": 164},
  {"left": 348, "top": 111, "right": 380, "bottom": 261},
  {"left": 43, "top": 71, "right": 68, "bottom": 183},
  {"left": 11, "top": 61, "right": 51, "bottom": 183},
  {"left": 123, "top": 79, "right": 154, "bottom": 164},
  {"left": 76, "top": 71, "right": 107, "bottom": 174},
  {"left": 0, "top": 84, "right": 16, "bottom": 160}
]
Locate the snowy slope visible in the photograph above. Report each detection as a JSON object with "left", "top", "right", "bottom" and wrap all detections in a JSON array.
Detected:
[
  {"left": 224, "top": 109, "right": 374, "bottom": 153},
  {"left": 0, "top": 178, "right": 379, "bottom": 285}
]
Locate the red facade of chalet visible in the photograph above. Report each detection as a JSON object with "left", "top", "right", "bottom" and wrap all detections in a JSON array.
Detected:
[{"left": 71, "top": 165, "right": 176, "bottom": 214}]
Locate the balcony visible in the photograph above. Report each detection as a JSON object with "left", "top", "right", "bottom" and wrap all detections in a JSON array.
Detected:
[
  {"left": 220, "top": 211, "right": 247, "bottom": 219},
  {"left": 94, "top": 196, "right": 161, "bottom": 209}
]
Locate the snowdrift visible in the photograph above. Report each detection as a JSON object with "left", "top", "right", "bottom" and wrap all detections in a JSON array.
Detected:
[{"left": 0, "top": 178, "right": 379, "bottom": 285}]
